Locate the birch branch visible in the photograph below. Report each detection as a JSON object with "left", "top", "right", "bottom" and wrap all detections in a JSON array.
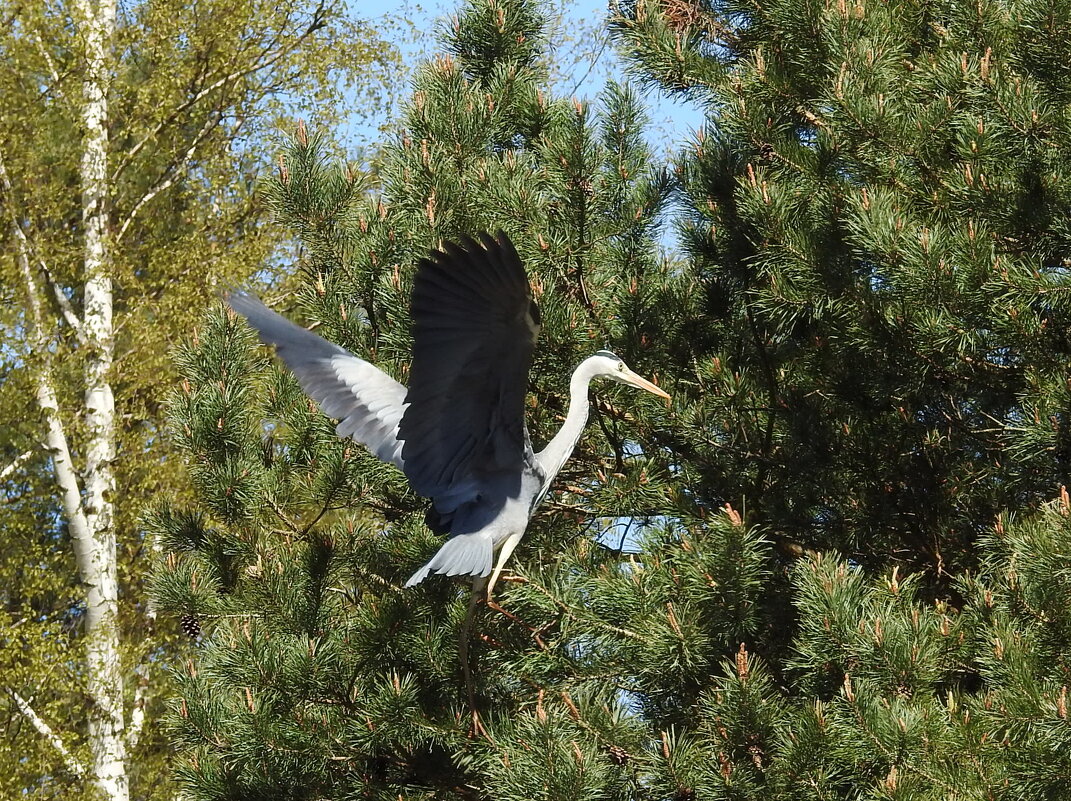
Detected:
[
  {"left": 0, "top": 154, "right": 45, "bottom": 330},
  {"left": 0, "top": 449, "right": 35, "bottom": 481},
  {"left": 0, "top": 163, "right": 98, "bottom": 643},
  {"left": 0, "top": 151, "right": 101, "bottom": 727},
  {"left": 0, "top": 148, "right": 85, "bottom": 342},
  {"left": 126, "top": 529, "right": 161, "bottom": 752},
  {"left": 0, "top": 151, "right": 94, "bottom": 546},
  {"left": 39, "top": 260, "right": 85, "bottom": 342},
  {"left": 115, "top": 111, "right": 223, "bottom": 244},
  {"left": 125, "top": 667, "right": 150, "bottom": 751},
  {"left": 34, "top": 31, "right": 70, "bottom": 106},
  {"left": 111, "top": 0, "right": 328, "bottom": 183},
  {"left": 112, "top": 63, "right": 249, "bottom": 182},
  {"left": 7, "top": 690, "right": 87, "bottom": 778}
]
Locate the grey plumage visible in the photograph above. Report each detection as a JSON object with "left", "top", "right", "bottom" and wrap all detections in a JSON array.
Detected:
[
  {"left": 228, "top": 232, "right": 669, "bottom": 595},
  {"left": 226, "top": 292, "right": 407, "bottom": 468},
  {"left": 401, "top": 232, "right": 541, "bottom": 529}
]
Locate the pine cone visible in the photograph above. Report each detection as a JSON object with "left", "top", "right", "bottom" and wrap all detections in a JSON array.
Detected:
[
  {"left": 180, "top": 614, "right": 201, "bottom": 639},
  {"left": 675, "top": 787, "right": 696, "bottom": 801},
  {"left": 605, "top": 744, "right": 630, "bottom": 766}
]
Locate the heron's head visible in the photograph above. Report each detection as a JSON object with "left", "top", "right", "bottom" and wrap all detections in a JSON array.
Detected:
[{"left": 588, "top": 350, "right": 671, "bottom": 400}]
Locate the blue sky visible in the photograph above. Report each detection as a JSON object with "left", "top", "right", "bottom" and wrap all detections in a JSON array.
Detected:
[{"left": 342, "top": 0, "right": 705, "bottom": 158}]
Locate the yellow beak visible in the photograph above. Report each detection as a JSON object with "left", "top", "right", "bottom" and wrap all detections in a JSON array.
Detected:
[{"left": 621, "top": 367, "right": 671, "bottom": 401}]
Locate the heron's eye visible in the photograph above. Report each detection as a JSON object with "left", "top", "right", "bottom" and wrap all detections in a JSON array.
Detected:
[{"left": 617, "top": 362, "right": 625, "bottom": 371}]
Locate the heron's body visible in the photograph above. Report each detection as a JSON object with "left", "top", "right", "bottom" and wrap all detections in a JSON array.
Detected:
[
  {"left": 228, "top": 232, "right": 668, "bottom": 596},
  {"left": 406, "top": 460, "right": 545, "bottom": 585}
]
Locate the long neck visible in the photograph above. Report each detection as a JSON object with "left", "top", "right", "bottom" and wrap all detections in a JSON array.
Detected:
[{"left": 536, "top": 359, "right": 598, "bottom": 483}]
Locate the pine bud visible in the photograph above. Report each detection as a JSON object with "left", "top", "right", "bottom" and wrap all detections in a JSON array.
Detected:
[
  {"left": 561, "top": 691, "right": 580, "bottom": 720},
  {"left": 736, "top": 642, "right": 750, "bottom": 680},
  {"left": 723, "top": 503, "right": 742, "bottom": 526},
  {"left": 885, "top": 765, "right": 898, "bottom": 791}
]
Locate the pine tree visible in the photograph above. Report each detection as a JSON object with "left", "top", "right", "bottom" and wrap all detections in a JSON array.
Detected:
[
  {"left": 150, "top": 0, "right": 681, "bottom": 797},
  {"left": 613, "top": 0, "right": 1071, "bottom": 581},
  {"left": 154, "top": 0, "right": 1071, "bottom": 796},
  {"left": 603, "top": 0, "right": 1071, "bottom": 796}
]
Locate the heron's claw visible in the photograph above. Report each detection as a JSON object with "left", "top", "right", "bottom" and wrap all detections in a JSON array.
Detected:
[{"left": 484, "top": 571, "right": 526, "bottom": 604}]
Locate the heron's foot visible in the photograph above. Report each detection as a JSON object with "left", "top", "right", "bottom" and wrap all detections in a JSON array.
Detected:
[{"left": 483, "top": 572, "right": 525, "bottom": 605}]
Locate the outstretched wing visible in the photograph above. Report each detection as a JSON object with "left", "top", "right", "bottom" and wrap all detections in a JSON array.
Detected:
[
  {"left": 227, "top": 292, "right": 407, "bottom": 468},
  {"left": 399, "top": 232, "right": 541, "bottom": 515}
]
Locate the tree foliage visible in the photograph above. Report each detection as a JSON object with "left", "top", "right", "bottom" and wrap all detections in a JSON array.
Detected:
[
  {"left": 154, "top": 0, "right": 1071, "bottom": 798},
  {"left": 0, "top": 0, "right": 395, "bottom": 795},
  {"left": 613, "top": 0, "right": 1071, "bottom": 581}
]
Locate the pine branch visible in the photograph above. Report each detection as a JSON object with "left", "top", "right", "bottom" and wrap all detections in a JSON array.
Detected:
[{"left": 524, "top": 575, "right": 645, "bottom": 642}]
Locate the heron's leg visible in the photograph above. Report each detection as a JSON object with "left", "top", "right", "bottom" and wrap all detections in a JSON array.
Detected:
[
  {"left": 485, "top": 531, "right": 524, "bottom": 603},
  {"left": 460, "top": 575, "right": 487, "bottom": 732}
]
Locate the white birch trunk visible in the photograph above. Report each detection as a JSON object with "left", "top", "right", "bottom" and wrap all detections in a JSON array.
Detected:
[
  {"left": 1, "top": 152, "right": 97, "bottom": 787},
  {"left": 73, "top": 0, "right": 128, "bottom": 796}
]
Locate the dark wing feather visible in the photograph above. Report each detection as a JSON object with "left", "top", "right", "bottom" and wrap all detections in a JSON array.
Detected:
[
  {"left": 227, "top": 292, "right": 407, "bottom": 468},
  {"left": 399, "top": 232, "right": 540, "bottom": 514}
]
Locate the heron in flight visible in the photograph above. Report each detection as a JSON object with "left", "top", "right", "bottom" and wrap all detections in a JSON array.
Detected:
[{"left": 228, "top": 232, "right": 669, "bottom": 598}]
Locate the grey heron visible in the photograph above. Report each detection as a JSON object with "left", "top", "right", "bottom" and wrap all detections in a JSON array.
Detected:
[{"left": 227, "top": 232, "right": 670, "bottom": 598}]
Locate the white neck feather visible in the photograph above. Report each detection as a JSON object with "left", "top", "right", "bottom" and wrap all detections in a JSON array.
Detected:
[{"left": 535, "top": 356, "right": 604, "bottom": 484}]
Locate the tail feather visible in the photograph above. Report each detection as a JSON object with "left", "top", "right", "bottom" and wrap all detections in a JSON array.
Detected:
[{"left": 404, "top": 533, "right": 493, "bottom": 587}]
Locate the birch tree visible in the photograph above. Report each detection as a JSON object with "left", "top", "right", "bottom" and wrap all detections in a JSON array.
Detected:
[{"left": 0, "top": 0, "right": 395, "bottom": 796}]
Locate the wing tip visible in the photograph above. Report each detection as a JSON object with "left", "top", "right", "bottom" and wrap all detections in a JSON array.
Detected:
[
  {"left": 422, "top": 229, "right": 519, "bottom": 273},
  {"left": 225, "top": 289, "right": 267, "bottom": 316}
]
